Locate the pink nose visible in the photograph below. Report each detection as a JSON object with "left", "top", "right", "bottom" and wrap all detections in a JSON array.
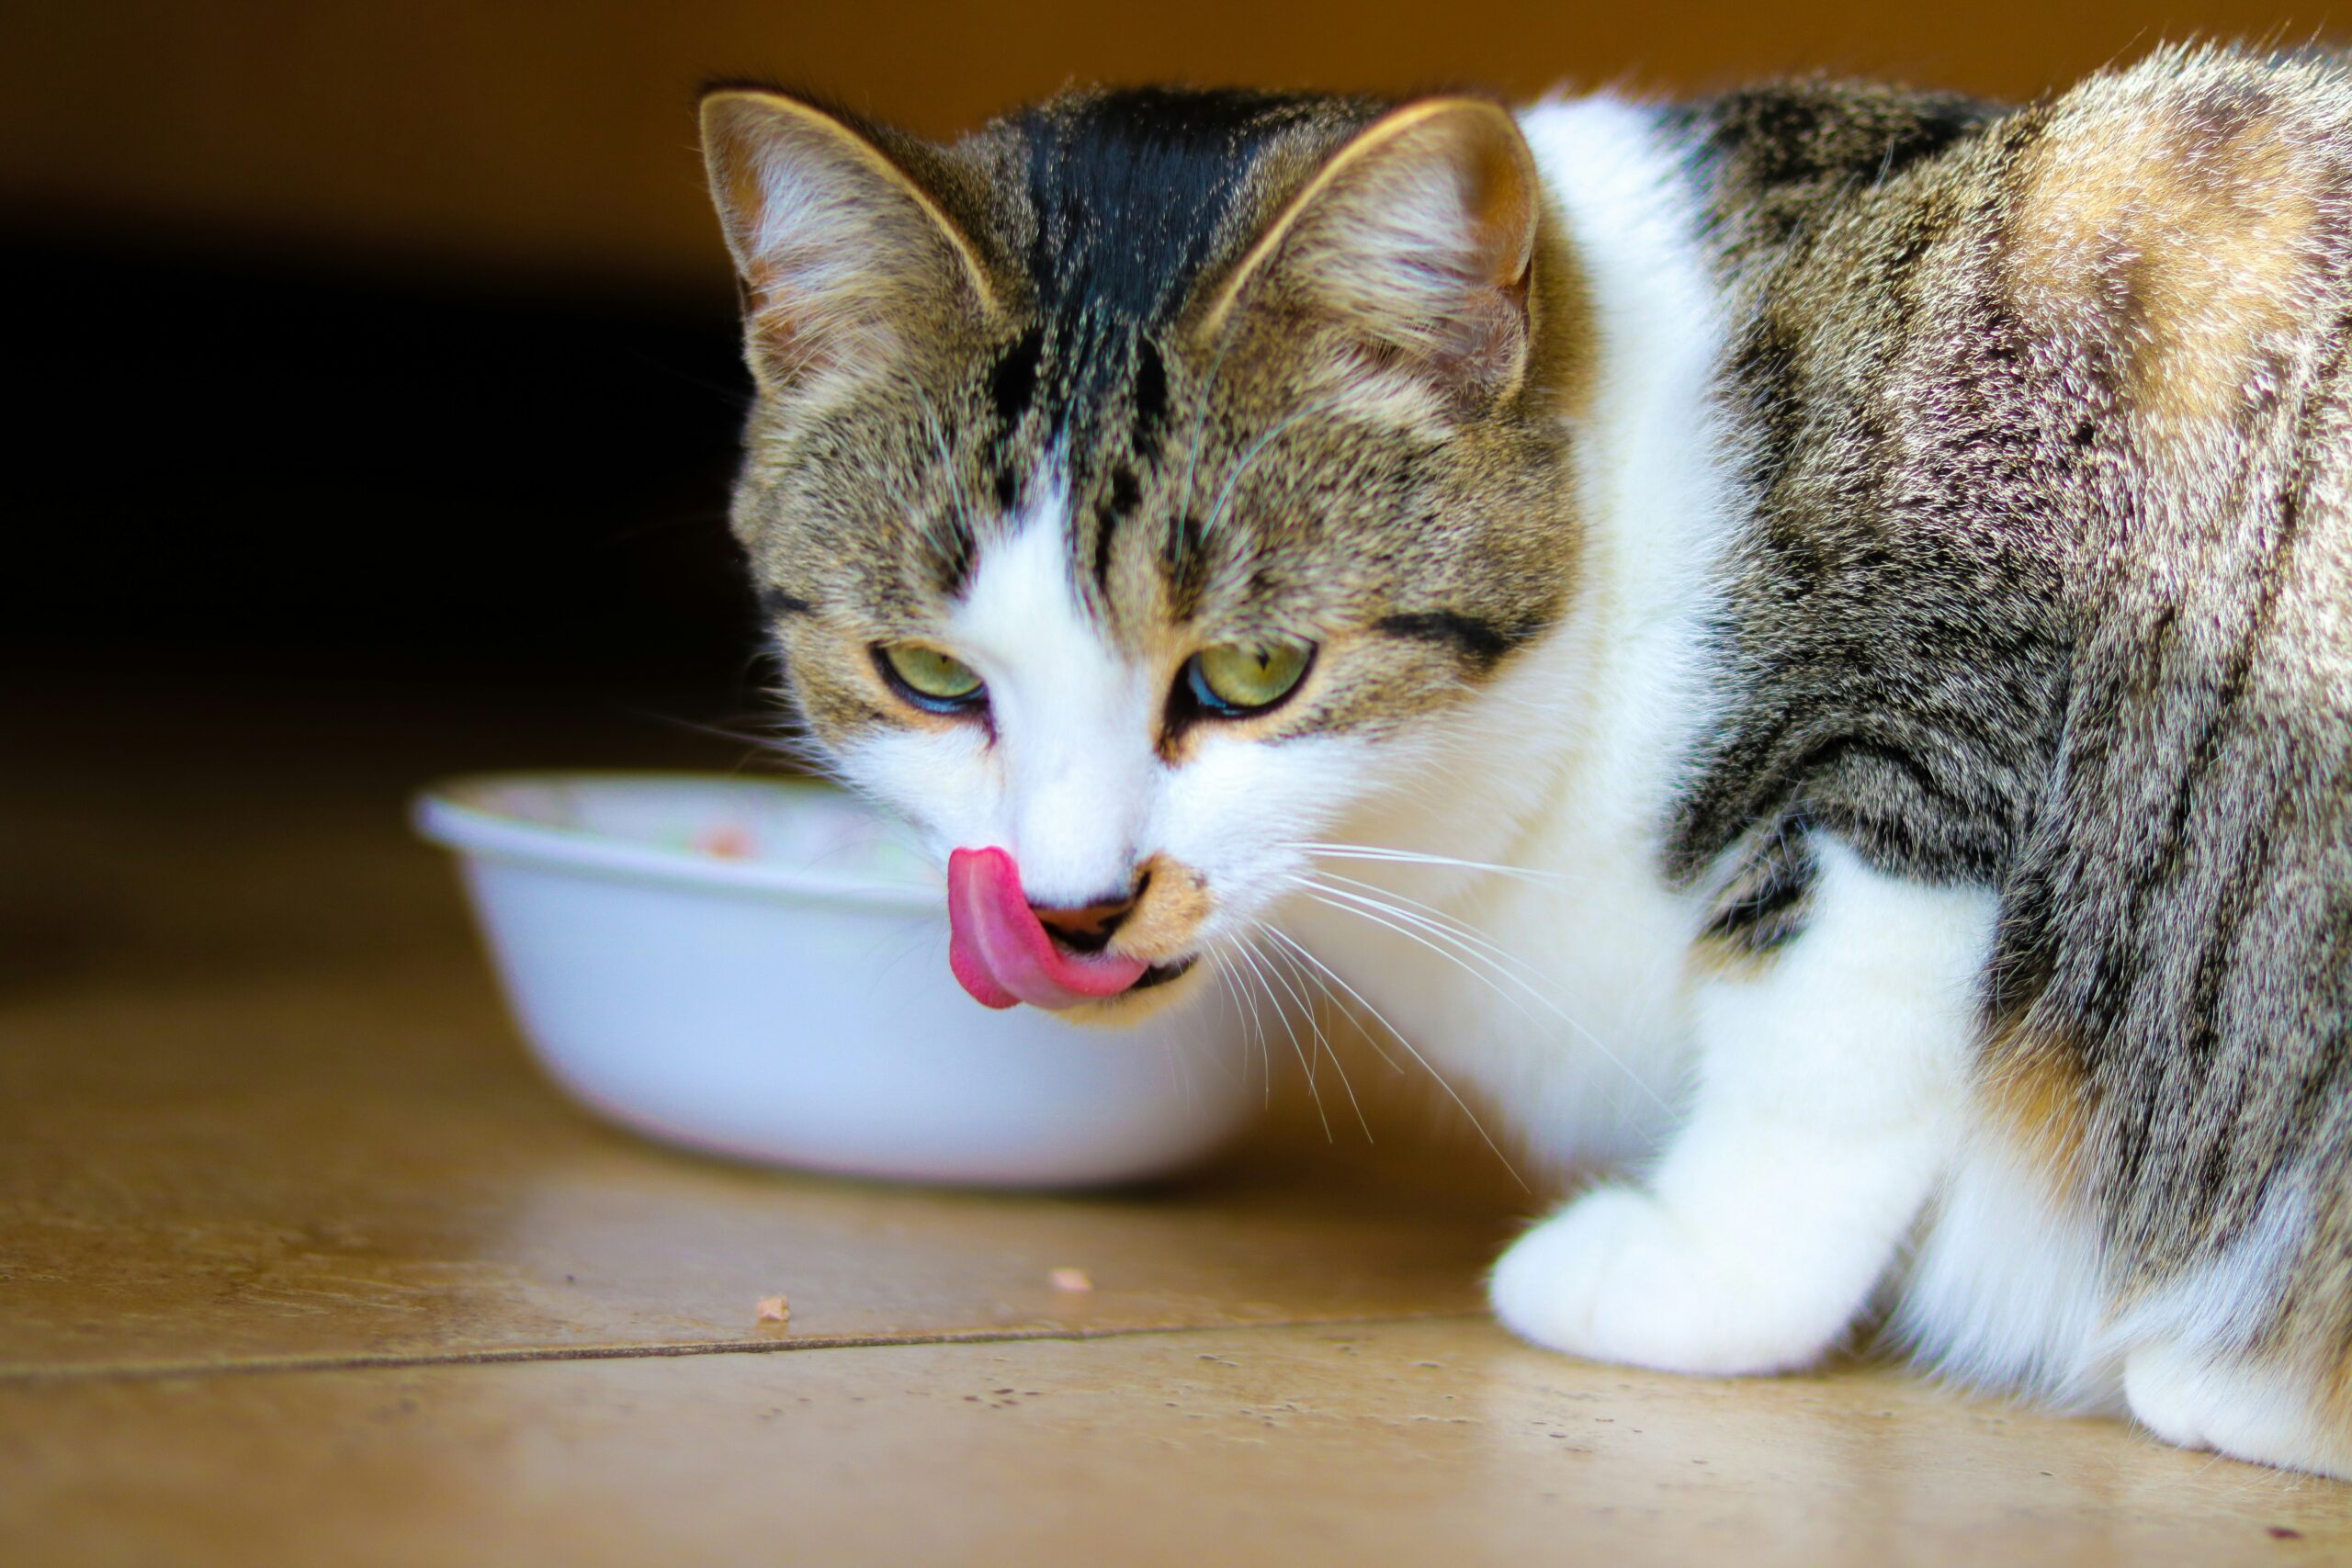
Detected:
[{"left": 945, "top": 848, "right": 1149, "bottom": 1010}]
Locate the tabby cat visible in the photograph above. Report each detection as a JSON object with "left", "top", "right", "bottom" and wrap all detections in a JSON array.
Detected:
[{"left": 698, "top": 44, "right": 2352, "bottom": 1478}]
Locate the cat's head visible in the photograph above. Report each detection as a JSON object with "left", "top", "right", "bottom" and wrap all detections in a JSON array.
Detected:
[{"left": 700, "top": 84, "right": 1589, "bottom": 1020}]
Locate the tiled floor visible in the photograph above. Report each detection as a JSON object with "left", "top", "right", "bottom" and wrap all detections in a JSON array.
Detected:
[{"left": 7, "top": 680, "right": 2350, "bottom": 1563}]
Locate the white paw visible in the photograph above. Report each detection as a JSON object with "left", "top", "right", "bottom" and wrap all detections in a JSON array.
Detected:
[
  {"left": 2123, "top": 1342, "right": 2352, "bottom": 1479},
  {"left": 1488, "top": 1186, "right": 1849, "bottom": 1375}
]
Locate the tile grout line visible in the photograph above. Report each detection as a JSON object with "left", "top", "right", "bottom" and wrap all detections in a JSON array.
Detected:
[{"left": 0, "top": 1310, "right": 1489, "bottom": 1389}]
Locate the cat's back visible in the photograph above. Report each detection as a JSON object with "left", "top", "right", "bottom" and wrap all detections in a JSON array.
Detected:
[
  {"left": 1675, "top": 49, "right": 2352, "bottom": 1452},
  {"left": 1998, "top": 46, "right": 2352, "bottom": 565},
  {"left": 1704, "top": 44, "right": 2352, "bottom": 529},
  {"left": 1678, "top": 47, "right": 2352, "bottom": 874},
  {"left": 1989, "top": 47, "right": 2352, "bottom": 717}
]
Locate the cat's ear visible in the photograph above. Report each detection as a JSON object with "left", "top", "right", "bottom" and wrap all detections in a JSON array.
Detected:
[
  {"left": 1204, "top": 98, "right": 1541, "bottom": 405},
  {"left": 700, "top": 88, "right": 995, "bottom": 390}
]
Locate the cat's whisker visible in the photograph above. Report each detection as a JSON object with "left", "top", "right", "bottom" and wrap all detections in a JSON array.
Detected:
[
  {"left": 1215, "top": 931, "right": 1283, "bottom": 1111},
  {"left": 1259, "top": 922, "right": 1529, "bottom": 1190},
  {"left": 619, "top": 705, "right": 807, "bottom": 757},
  {"left": 1229, "top": 935, "right": 1330, "bottom": 1140},
  {"left": 1260, "top": 926, "right": 1405, "bottom": 1077},
  {"left": 1203, "top": 939, "right": 1268, "bottom": 1104},
  {"left": 607, "top": 705, "right": 797, "bottom": 782},
  {"left": 1306, "top": 876, "right": 1560, "bottom": 1008},
  {"left": 1303, "top": 881, "right": 1670, "bottom": 1116},
  {"left": 1303, "top": 872, "right": 1561, "bottom": 996},
  {"left": 1289, "top": 841, "right": 1573, "bottom": 884},
  {"left": 905, "top": 382, "right": 987, "bottom": 572},
  {"left": 1175, "top": 305, "right": 1249, "bottom": 527},
  {"left": 1313, "top": 871, "right": 1568, "bottom": 985},
  {"left": 1201, "top": 389, "right": 1352, "bottom": 536},
  {"left": 1253, "top": 931, "right": 1374, "bottom": 1143},
  {"left": 1299, "top": 885, "right": 1561, "bottom": 1051},
  {"left": 1311, "top": 869, "right": 1684, "bottom": 1094}
]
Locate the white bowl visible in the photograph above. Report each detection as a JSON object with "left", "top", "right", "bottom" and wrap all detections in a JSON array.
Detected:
[{"left": 413, "top": 773, "right": 1257, "bottom": 1188}]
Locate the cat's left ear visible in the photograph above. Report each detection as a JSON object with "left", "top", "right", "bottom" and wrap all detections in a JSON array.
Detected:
[
  {"left": 1204, "top": 98, "right": 1541, "bottom": 406},
  {"left": 700, "top": 87, "right": 996, "bottom": 392}
]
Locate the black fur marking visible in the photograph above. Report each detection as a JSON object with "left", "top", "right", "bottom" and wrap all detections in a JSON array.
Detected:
[
  {"left": 1731, "top": 313, "right": 1806, "bottom": 496},
  {"left": 757, "top": 588, "right": 815, "bottom": 618},
  {"left": 1091, "top": 466, "right": 1145, "bottom": 597},
  {"left": 1374, "top": 610, "right": 1524, "bottom": 670},
  {"left": 1162, "top": 511, "right": 1211, "bottom": 624},
  {"left": 1876, "top": 98, "right": 1996, "bottom": 178},
  {"left": 1680, "top": 83, "right": 1997, "bottom": 261},
  {"left": 1023, "top": 89, "right": 1327, "bottom": 326},
  {"left": 991, "top": 466, "right": 1020, "bottom": 514},
  {"left": 1690, "top": 84, "right": 1996, "bottom": 197},
  {"left": 995, "top": 88, "right": 1386, "bottom": 596},
  {"left": 1784, "top": 732, "right": 1971, "bottom": 819},
  {"left": 1108, "top": 465, "right": 1142, "bottom": 517},
  {"left": 989, "top": 327, "right": 1046, "bottom": 428},
  {"left": 1013, "top": 88, "right": 1372, "bottom": 432},
  {"left": 933, "top": 514, "right": 978, "bottom": 598},
  {"left": 1133, "top": 338, "right": 1171, "bottom": 450},
  {"left": 1701, "top": 821, "right": 1821, "bottom": 955}
]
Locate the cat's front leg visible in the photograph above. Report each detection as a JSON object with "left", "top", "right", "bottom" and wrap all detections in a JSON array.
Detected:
[{"left": 1490, "top": 838, "right": 2000, "bottom": 1375}]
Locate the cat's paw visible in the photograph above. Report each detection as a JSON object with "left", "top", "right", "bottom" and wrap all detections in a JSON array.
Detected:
[
  {"left": 1487, "top": 1186, "right": 1847, "bottom": 1375},
  {"left": 2123, "top": 1341, "right": 2352, "bottom": 1480}
]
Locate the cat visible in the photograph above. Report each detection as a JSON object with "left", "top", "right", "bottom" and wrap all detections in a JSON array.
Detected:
[{"left": 697, "top": 43, "right": 2352, "bottom": 1480}]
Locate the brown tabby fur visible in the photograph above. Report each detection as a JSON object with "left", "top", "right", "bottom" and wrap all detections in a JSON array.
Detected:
[
  {"left": 1672, "top": 48, "right": 2352, "bottom": 1446},
  {"left": 704, "top": 42, "right": 2352, "bottom": 1469}
]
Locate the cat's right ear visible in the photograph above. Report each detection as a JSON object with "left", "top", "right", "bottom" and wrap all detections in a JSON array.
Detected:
[
  {"left": 1200, "top": 98, "right": 1543, "bottom": 411},
  {"left": 699, "top": 89, "right": 995, "bottom": 391}
]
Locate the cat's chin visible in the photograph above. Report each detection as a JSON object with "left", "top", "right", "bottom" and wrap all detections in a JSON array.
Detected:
[{"left": 1058, "top": 960, "right": 1204, "bottom": 1028}]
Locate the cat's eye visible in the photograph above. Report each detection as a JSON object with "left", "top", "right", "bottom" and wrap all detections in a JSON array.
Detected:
[
  {"left": 876, "top": 642, "right": 985, "bottom": 713},
  {"left": 1184, "top": 639, "right": 1315, "bottom": 716}
]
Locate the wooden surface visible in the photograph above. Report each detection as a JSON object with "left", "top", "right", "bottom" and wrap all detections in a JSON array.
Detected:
[
  {"left": 6, "top": 679, "right": 2351, "bottom": 1562},
  {"left": 15, "top": 1321, "right": 2352, "bottom": 1568}
]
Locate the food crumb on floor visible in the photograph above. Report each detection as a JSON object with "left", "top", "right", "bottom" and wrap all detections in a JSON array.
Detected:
[
  {"left": 1048, "top": 1268, "right": 1092, "bottom": 1292},
  {"left": 755, "top": 1294, "right": 790, "bottom": 1324}
]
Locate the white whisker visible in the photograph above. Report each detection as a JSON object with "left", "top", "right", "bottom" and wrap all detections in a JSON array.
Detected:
[
  {"left": 1290, "top": 841, "right": 1573, "bottom": 885},
  {"left": 1303, "top": 881, "right": 1670, "bottom": 1116},
  {"left": 1230, "top": 936, "right": 1329, "bottom": 1140},
  {"left": 1261, "top": 922, "right": 1530, "bottom": 1190},
  {"left": 1212, "top": 934, "right": 1275, "bottom": 1106},
  {"left": 1202, "top": 391, "right": 1351, "bottom": 535},
  {"left": 1254, "top": 932, "right": 1373, "bottom": 1142},
  {"left": 1261, "top": 927, "right": 1404, "bottom": 1077}
]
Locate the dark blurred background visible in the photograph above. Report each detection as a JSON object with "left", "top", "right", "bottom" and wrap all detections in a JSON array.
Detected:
[{"left": 6, "top": 0, "right": 2340, "bottom": 723}]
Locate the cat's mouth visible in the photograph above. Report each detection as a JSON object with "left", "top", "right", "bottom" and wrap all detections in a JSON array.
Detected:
[
  {"left": 1131, "top": 956, "right": 1198, "bottom": 992},
  {"left": 947, "top": 846, "right": 1197, "bottom": 1011}
]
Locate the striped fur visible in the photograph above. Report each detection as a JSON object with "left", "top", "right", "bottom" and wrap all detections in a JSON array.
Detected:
[{"left": 702, "top": 45, "right": 2352, "bottom": 1479}]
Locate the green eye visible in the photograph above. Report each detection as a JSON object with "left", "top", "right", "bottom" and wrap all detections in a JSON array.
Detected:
[
  {"left": 1186, "top": 639, "right": 1314, "bottom": 715},
  {"left": 877, "top": 643, "right": 984, "bottom": 710}
]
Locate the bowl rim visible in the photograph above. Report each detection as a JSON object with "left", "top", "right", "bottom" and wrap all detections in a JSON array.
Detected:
[{"left": 412, "top": 771, "right": 941, "bottom": 913}]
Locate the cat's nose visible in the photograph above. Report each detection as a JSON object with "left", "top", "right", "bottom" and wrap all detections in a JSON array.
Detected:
[{"left": 1030, "top": 877, "right": 1143, "bottom": 954}]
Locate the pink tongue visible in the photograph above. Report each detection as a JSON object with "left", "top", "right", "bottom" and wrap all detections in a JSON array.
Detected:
[{"left": 946, "top": 846, "right": 1149, "bottom": 1010}]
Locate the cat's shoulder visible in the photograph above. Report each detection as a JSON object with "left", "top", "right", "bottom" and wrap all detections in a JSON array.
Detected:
[{"left": 1999, "top": 44, "right": 2352, "bottom": 251}]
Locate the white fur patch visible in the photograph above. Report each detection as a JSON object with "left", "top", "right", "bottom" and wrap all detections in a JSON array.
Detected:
[
  {"left": 948, "top": 500, "right": 1161, "bottom": 906},
  {"left": 1491, "top": 839, "right": 2000, "bottom": 1373},
  {"left": 1894, "top": 1143, "right": 2117, "bottom": 1408},
  {"left": 1279, "top": 96, "right": 1743, "bottom": 1174}
]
